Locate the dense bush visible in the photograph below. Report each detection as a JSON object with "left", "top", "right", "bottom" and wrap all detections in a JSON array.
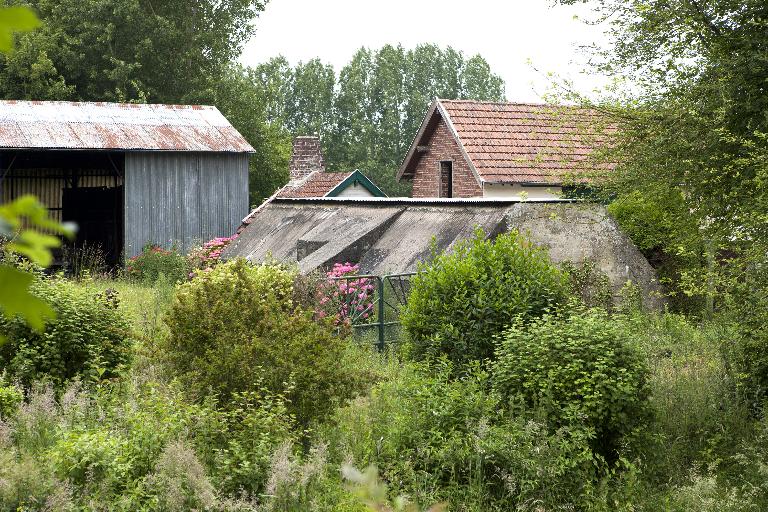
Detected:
[
  {"left": 125, "top": 244, "right": 190, "bottom": 283},
  {"left": 718, "top": 267, "right": 768, "bottom": 410},
  {"left": 493, "top": 309, "right": 651, "bottom": 459},
  {"left": 326, "top": 361, "right": 599, "bottom": 510},
  {"left": 627, "top": 313, "right": 752, "bottom": 483},
  {"left": 164, "top": 258, "right": 364, "bottom": 426},
  {"left": 0, "top": 277, "right": 132, "bottom": 388},
  {"left": 0, "top": 376, "right": 296, "bottom": 509},
  {"left": 402, "top": 228, "right": 568, "bottom": 367}
]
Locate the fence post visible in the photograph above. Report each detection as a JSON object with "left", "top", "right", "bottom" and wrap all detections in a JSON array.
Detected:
[{"left": 377, "top": 276, "right": 385, "bottom": 351}]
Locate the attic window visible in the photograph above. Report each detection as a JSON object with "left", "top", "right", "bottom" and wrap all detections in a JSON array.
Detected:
[{"left": 439, "top": 161, "right": 453, "bottom": 198}]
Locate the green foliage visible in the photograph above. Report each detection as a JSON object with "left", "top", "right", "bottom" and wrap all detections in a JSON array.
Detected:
[
  {"left": 607, "top": 190, "right": 705, "bottom": 311},
  {"left": 0, "top": 277, "right": 132, "bottom": 388},
  {"left": 0, "top": 374, "right": 295, "bottom": 509},
  {"left": 0, "top": 377, "right": 22, "bottom": 419},
  {"left": 402, "top": 229, "right": 568, "bottom": 367},
  {"left": 125, "top": 245, "right": 190, "bottom": 284},
  {"left": 561, "top": 259, "right": 614, "bottom": 310},
  {"left": 493, "top": 309, "right": 651, "bottom": 459},
  {"left": 163, "top": 259, "right": 362, "bottom": 426},
  {"left": 327, "top": 361, "right": 598, "bottom": 510},
  {"left": 0, "top": 5, "right": 40, "bottom": 53},
  {"left": 718, "top": 268, "right": 768, "bottom": 408},
  {"left": 628, "top": 313, "right": 752, "bottom": 485},
  {"left": 0, "top": 195, "right": 74, "bottom": 334},
  {"left": 254, "top": 44, "right": 506, "bottom": 196},
  {"left": 0, "top": 0, "right": 266, "bottom": 104},
  {"left": 343, "top": 465, "right": 446, "bottom": 512}
]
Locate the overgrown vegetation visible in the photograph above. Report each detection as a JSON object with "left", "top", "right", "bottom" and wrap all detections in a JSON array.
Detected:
[{"left": 2, "top": 0, "right": 768, "bottom": 510}]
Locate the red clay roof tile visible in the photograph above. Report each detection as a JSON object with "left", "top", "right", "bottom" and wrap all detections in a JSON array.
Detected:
[{"left": 277, "top": 171, "right": 354, "bottom": 198}]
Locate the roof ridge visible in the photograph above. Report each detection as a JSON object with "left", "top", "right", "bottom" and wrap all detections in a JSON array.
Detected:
[
  {"left": 437, "top": 98, "right": 589, "bottom": 109},
  {"left": 0, "top": 99, "right": 215, "bottom": 109}
]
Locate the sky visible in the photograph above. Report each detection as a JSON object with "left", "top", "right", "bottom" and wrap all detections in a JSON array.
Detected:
[{"left": 239, "top": 0, "right": 610, "bottom": 103}]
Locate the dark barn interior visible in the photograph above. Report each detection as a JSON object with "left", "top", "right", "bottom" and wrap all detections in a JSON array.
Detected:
[{"left": 0, "top": 150, "right": 125, "bottom": 266}]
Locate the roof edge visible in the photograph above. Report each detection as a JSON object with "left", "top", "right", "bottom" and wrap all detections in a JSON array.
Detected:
[
  {"left": 435, "top": 99, "right": 484, "bottom": 188},
  {"left": 396, "top": 98, "right": 439, "bottom": 181},
  {"left": 326, "top": 170, "right": 388, "bottom": 198}
]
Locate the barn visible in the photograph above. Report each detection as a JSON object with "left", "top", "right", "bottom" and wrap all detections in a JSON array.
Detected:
[{"left": 0, "top": 100, "right": 253, "bottom": 265}]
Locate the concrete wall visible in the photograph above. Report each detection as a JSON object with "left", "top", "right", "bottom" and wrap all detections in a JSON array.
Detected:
[
  {"left": 227, "top": 199, "right": 664, "bottom": 309},
  {"left": 483, "top": 182, "right": 563, "bottom": 200},
  {"left": 124, "top": 152, "right": 249, "bottom": 257}
]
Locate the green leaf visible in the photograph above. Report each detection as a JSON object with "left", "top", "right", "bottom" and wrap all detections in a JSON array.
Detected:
[
  {"left": 0, "top": 7, "right": 41, "bottom": 54},
  {"left": 0, "top": 264, "right": 54, "bottom": 333},
  {"left": 6, "top": 230, "right": 62, "bottom": 266}
]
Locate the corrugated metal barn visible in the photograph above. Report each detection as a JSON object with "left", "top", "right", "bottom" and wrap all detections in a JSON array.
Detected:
[{"left": 0, "top": 100, "right": 253, "bottom": 264}]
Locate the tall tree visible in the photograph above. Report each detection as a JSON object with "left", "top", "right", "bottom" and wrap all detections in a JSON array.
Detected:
[
  {"left": 0, "top": 0, "right": 266, "bottom": 103},
  {"left": 557, "top": 0, "right": 768, "bottom": 312},
  {"left": 284, "top": 58, "right": 335, "bottom": 139},
  {"left": 328, "top": 48, "right": 375, "bottom": 170},
  {"left": 291, "top": 44, "right": 506, "bottom": 196}
]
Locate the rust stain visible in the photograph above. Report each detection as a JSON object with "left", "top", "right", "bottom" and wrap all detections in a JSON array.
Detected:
[{"left": 0, "top": 100, "right": 254, "bottom": 152}]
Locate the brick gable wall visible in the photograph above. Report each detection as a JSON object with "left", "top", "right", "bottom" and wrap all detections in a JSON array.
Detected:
[{"left": 410, "top": 115, "right": 482, "bottom": 198}]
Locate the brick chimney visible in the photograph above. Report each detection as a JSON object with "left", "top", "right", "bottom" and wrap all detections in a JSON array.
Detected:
[{"left": 289, "top": 135, "right": 325, "bottom": 181}]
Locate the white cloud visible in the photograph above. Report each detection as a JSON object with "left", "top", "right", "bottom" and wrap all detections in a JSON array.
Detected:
[{"left": 239, "top": 0, "right": 610, "bottom": 103}]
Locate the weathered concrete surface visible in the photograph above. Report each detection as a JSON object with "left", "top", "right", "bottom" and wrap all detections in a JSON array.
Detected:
[{"left": 226, "top": 198, "right": 663, "bottom": 309}]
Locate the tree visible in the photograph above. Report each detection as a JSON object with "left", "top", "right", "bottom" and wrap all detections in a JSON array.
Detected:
[
  {"left": 0, "top": 0, "right": 266, "bottom": 103},
  {"left": 555, "top": 0, "right": 768, "bottom": 311},
  {"left": 242, "top": 45, "right": 506, "bottom": 197},
  {"left": 284, "top": 58, "right": 336, "bottom": 139}
]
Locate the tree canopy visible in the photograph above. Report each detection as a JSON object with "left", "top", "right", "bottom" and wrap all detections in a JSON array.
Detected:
[
  {"left": 555, "top": 0, "right": 768, "bottom": 311},
  {"left": 253, "top": 44, "right": 506, "bottom": 196}
]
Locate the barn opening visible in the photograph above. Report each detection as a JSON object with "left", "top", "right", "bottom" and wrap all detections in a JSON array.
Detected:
[{"left": 0, "top": 150, "right": 125, "bottom": 266}]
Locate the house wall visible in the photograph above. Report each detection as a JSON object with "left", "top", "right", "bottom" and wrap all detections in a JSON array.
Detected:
[
  {"left": 411, "top": 116, "right": 482, "bottom": 198},
  {"left": 124, "top": 152, "right": 249, "bottom": 258},
  {"left": 482, "top": 182, "right": 563, "bottom": 200},
  {"left": 335, "top": 182, "right": 376, "bottom": 198}
]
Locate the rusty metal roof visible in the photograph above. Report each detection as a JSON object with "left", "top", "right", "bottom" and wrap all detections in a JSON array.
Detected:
[{"left": 0, "top": 100, "right": 254, "bottom": 153}]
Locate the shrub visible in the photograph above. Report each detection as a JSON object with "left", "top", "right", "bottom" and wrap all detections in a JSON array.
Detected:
[
  {"left": 492, "top": 309, "right": 651, "bottom": 460},
  {"left": 0, "top": 277, "right": 132, "bottom": 388},
  {"left": 719, "top": 267, "right": 768, "bottom": 410},
  {"left": 402, "top": 228, "right": 568, "bottom": 367},
  {"left": 627, "top": 313, "right": 751, "bottom": 484},
  {"left": 164, "top": 258, "right": 362, "bottom": 426},
  {"left": 316, "top": 262, "right": 376, "bottom": 325},
  {"left": 3, "top": 373, "right": 295, "bottom": 508},
  {"left": 125, "top": 244, "right": 190, "bottom": 283},
  {"left": 187, "top": 234, "right": 239, "bottom": 273},
  {"left": 325, "top": 361, "right": 599, "bottom": 510},
  {"left": 0, "top": 375, "right": 22, "bottom": 419}
]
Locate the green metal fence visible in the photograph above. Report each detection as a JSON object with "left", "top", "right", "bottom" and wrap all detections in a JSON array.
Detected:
[{"left": 328, "top": 272, "right": 416, "bottom": 350}]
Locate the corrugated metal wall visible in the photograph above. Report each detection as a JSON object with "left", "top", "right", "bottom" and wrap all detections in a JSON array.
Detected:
[{"left": 124, "top": 152, "right": 249, "bottom": 258}]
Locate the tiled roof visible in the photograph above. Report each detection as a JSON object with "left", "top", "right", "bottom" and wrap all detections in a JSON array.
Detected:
[
  {"left": 0, "top": 100, "right": 254, "bottom": 152},
  {"left": 277, "top": 171, "right": 354, "bottom": 198},
  {"left": 401, "top": 99, "right": 614, "bottom": 185}
]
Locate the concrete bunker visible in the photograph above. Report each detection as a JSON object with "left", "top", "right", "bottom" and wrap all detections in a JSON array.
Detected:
[{"left": 228, "top": 197, "right": 663, "bottom": 309}]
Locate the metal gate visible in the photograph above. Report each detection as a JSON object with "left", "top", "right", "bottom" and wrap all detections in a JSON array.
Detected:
[{"left": 328, "top": 272, "right": 416, "bottom": 350}]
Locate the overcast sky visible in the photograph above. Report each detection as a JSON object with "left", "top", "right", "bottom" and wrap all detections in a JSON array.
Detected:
[{"left": 239, "top": 0, "right": 609, "bottom": 103}]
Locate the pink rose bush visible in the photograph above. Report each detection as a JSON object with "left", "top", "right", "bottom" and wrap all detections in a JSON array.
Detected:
[
  {"left": 316, "top": 262, "right": 376, "bottom": 326},
  {"left": 188, "top": 234, "right": 238, "bottom": 277}
]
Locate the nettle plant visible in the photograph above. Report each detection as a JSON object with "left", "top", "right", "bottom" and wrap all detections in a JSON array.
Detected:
[
  {"left": 317, "top": 262, "right": 375, "bottom": 326},
  {"left": 188, "top": 234, "right": 238, "bottom": 275}
]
